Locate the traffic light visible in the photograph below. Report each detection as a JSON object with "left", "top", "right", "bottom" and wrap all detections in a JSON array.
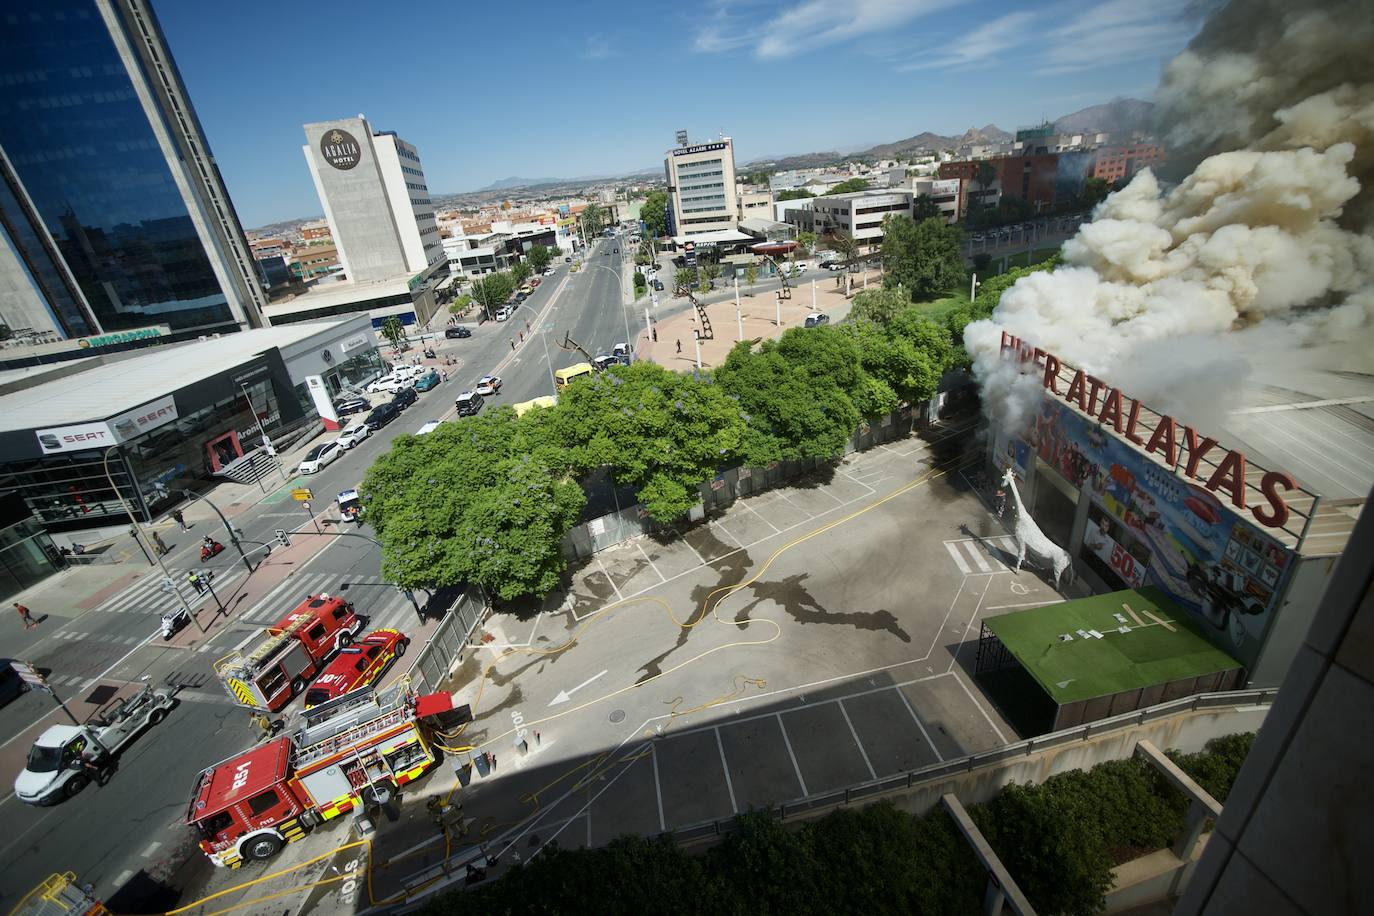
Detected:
[{"left": 275, "top": 529, "right": 291, "bottom": 548}]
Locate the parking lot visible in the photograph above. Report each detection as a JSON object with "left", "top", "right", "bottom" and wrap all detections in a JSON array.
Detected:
[{"left": 356, "top": 418, "right": 1072, "bottom": 884}]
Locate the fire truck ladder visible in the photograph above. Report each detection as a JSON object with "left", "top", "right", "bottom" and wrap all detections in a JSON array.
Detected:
[
  {"left": 296, "top": 686, "right": 415, "bottom": 768},
  {"left": 214, "top": 611, "right": 316, "bottom": 678}
]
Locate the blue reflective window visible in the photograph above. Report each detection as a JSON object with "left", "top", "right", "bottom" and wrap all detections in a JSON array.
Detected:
[{"left": 0, "top": 0, "right": 232, "bottom": 333}]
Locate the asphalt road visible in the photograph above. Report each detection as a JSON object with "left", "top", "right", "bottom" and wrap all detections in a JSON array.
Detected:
[{"left": 0, "top": 237, "right": 637, "bottom": 909}]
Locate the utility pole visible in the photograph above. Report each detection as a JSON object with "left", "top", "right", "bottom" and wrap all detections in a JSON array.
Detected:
[
  {"left": 734, "top": 277, "right": 743, "bottom": 342},
  {"left": 693, "top": 329, "right": 702, "bottom": 369}
]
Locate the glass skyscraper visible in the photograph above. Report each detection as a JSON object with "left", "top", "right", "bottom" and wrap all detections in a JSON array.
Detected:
[{"left": 0, "top": 0, "right": 264, "bottom": 341}]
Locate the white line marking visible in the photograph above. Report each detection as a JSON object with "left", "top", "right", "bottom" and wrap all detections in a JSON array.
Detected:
[
  {"left": 894, "top": 686, "right": 943, "bottom": 763},
  {"left": 948, "top": 575, "right": 994, "bottom": 674},
  {"left": 944, "top": 541, "right": 972, "bottom": 574},
  {"left": 114, "top": 870, "right": 133, "bottom": 889},
  {"left": 594, "top": 555, "right": 624, "bottom": 602},
  {"left": 775, "top": 714, "right": 809, "bottom": 796},
  {"left": 951, "top": 668, "right": 1008, "bottom": 746},
  {"left": 714, "top": 727, "right": 738, "bottom": 814},
  {"left": 636, "top": 542, "right": 668, "bottom": 584},
  {"left": 739, "top": 498, "right": 781, "bottom": 533},
  {"left": 962, "top": 541, "right": 993, "bottom": 573},
  {"left": 984, "top": 600, "right": 1061, "bottom": 611},
  {"left": 141, "top": 840, "right": 162, "bottom": 858},
  {"left": 837, "top": 700, "right": 877, "bottom": 780},
  {"left": 651, "top": 744, "right": 666, "bottom": 832}
]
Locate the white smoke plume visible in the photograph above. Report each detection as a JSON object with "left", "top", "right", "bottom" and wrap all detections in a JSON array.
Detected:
[{"left": 966, "top": 0, "right": 1374, "bottom": 435}]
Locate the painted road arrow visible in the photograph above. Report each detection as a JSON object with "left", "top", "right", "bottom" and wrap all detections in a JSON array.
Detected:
[{"left": 548, "top": 669, "right": 608, "bottom": 707}]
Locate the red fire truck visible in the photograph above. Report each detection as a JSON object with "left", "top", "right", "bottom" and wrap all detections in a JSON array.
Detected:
[
  {"left": 186, "top": 682, "right": 464, "bottom": 867},
  {"left": 214, "top": 594, "right": 363, "bottom": 711}
]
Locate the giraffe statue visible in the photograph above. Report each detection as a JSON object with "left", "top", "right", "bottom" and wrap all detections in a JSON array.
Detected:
[{"left": 1001, "top": 468, "right": 1074, "bottom": 590}]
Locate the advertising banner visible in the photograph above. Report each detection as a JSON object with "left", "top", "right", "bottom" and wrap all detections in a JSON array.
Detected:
[{"left": 1013, "top": 398, "right": 1294, "bottom": 667}]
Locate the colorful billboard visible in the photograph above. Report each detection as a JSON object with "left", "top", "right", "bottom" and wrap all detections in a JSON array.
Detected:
[{"left": 1003, "top": 397, "right": 1294, "bottom": 669}]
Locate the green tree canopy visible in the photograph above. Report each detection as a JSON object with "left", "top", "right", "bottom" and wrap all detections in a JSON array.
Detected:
[
  {"left": 1081, "top": 176, "right": 1111, "bottom": 208},
  {"left": 447, "top": 293, "right": 472, "bottom": 315},
  {"left": 829, "top": 229, "right": 859, "bottom": 270},
  {"left": 674, "top": 267, "right": 697, "bottom": 294},
  {"left": 550, "top": 362, "right": 746, "bottom": 521},
  {"left": 912, "top": 194, "right": 941, "bottom": 221},
  {"left": 777, "top": 188, "right": 814, "bottom": 201},
  {"left": 881, "top": 215, "right": 967, "bottom": 302},
  {"left": 380, "top": 316, "right": 406, "bottom": 348},
  {"left": 829, "top": 177, "right": 871, "bottom": 194},
  {"left": 511, "top": 261, "right": 532, "bottom": 284},
  {"left": 849, "top": 287, "right": 907, "bottom": 326},
  {"left": 469, "top": 271, "right": 515, "bottom": 318},
  {"left": 361, "top": 409, "right": 585, "bottom": 599},
  {"left": 716, "top": 328, "right": 862, "bottom": 466},
  {"left": 580, "top": 202, "right": 607, "bottom": 237},
  {"left": 639, "top": 190, "right": 669, "bottom": 239},
  {"left": 527, "top": 245, "right": 553, "bottom": 273}
]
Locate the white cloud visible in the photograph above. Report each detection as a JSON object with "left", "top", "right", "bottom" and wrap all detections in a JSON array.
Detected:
[
  {"left": 693, "top": 0, "right": 956, "bottom": 59},
  {"left": 581, "top": 33, "right": 611, "bottom": 60},
  {"left": 898, "top": 11, "right": 1039, "bottom": 71},
  {"left": 1035, "top": 0, "right": 1195, "bottom": 74}
]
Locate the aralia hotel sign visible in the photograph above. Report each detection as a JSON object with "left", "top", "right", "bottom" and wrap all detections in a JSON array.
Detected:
[
  {"left": 999, "top": 332, "right": 1298, "bottom": 530},
  {"left": 320, "top": 129, "right": 362, "bottom": 170}
]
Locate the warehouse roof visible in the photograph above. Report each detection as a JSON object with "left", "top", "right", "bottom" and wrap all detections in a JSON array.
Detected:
[{"left": 0, "top": 321, "right": 351, "bottom": 432}]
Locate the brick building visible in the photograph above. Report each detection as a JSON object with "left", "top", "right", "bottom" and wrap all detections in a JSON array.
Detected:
[
  {"left": 1089, "top": 143, "right": 1166, "bottom": 184},
  {"left": 939, "top": 153, "right": 1060, "bottom": 214}
]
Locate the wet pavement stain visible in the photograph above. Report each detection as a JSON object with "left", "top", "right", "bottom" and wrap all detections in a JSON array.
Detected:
[
  {"left": 730, "top": 571, "right": 912, "bottom": 642},
  {"left": 635, "top": 527, "right": 753, "bottom": 684}
]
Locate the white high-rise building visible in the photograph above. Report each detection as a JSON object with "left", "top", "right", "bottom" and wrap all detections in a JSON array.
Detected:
[
  {"left": 665, "top": 135, "right": 739, "bottom": 238},
  {"left": 302, "top": 116, "right": 445, "bottom": 285}
]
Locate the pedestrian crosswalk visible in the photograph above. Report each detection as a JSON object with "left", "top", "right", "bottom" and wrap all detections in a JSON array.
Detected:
[
  {"left": 943, "top": 536, "right": 1018, "bottom": 575},
  {"left": 91, "top": 565, "right": 248, "bottom": 617},
  {"left": 238, "top": 572, "right": 420, "bottom": 636}
]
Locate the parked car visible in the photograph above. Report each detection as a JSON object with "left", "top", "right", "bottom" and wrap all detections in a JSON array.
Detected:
[
  {"left": 653, "top": 279, "right": 664, "bottom": 291},
  {"left": 495, "top": 307, "right": 512, "bottom": 322},
  {"left": 391, "top": 387, "right": 418, "bottom": 411},
  {"left": 565, "top": 256, "right": 572, "bottom": 262},
  {"left": 804, "top": 312, "right": 830, "bottom": 328},
  {"left": 530, "top": 277, "right": 541, "bottom": 288},
  {"left": 613, "top": 247, "right": 620, "bottom": 253},
  {"left": 791, "top": 264, "right": 808, "bottom": 276},
  {"left": 366, "top": 375, "right": 408, "bottom": 395},
  {"left": 334, "top": 395, "right": 371, "bottom": 416},
  {"left": 335, "top": 423, "right": 371, "bottom": 450},
  {"left": 612, "top": 342, "right": 632, "bottom": 364},
  {"left": 542, "top": 268, "right": 555, "bottom": 276},
  {"left": 364, "top": 403, "right": 399, "bottom": 430},
  {"left": 445, "top": 326, "right": 472, "bottom": 339},
  {"left": 416, "top": 420, "right": 442, "bottom": 435},
  {"left": 413, "top": 370, "right": 441, "bottom": 392},
  {"left": 298, "top": 441, "right": 343, "bottom": 474},
  {"left": 474, "top": 374, "right": 502, "bottom": 396},
  {"left": 592, "top": 354, "right": 619, "bottom": 372},
  {"left": 303, "top": 629, "right": 408, "bottom": 709},
  {"left": 514, "top": 291, "right": 527, "bottom": 303},
  {"left": 391, "top": 365, "right": 423, "bottom": 380},
  {"left": 455, "top": 391, "right": 484, "bottom": 417}
]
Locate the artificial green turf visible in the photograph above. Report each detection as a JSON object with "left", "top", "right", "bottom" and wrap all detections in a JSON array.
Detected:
[{"left": 982, "top": 587, "right": 1241, "bottom": 704}]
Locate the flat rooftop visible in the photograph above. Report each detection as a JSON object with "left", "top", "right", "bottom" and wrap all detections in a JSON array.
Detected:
[
  {"left": 0, "top": 321, "right": 351, "bottom": 431},
  {"left": 984, "top": 587, "right": 1241, "bottom": 705}
]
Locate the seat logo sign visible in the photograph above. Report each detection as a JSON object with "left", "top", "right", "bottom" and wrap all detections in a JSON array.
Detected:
[{"left": 320, "top": 129, "right": 362, "bottom": 171}]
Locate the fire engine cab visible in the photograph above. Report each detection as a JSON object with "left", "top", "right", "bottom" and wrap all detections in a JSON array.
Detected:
[
  {"left": 187, "top": 682, "right": 463, "bottom": 867},
  {"left": 214, "top": 594, "right": 362, "bottom": 711}
]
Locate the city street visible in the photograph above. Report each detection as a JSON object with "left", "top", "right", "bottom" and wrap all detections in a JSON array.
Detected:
[{"left": 0, "top": 238, "right": 639, "bottom": 909}]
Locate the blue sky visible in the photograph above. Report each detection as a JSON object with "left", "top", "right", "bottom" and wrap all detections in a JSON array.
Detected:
[{"left": 156, "top": 0, "right": 1202, "bottom": 228}]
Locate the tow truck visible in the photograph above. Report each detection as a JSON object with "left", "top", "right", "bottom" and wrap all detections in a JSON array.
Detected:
[
  {"left": 15, "top": 685, "right": 176, "bottom": 805},
  {"left": 186, "top": 681, "right": 468, "bottom": 867},
  {"left": 214, "top": 594, "right": 363, "bottom": 711}
]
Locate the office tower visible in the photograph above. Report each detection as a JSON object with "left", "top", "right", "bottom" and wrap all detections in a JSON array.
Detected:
[
  {"left": 301, "top": 117, "right": 445, "bottom": 285},
  {"left": 0, "top": 0, "right": 266, "bottom": 342},
  {"left": 664, "top": 134, "right": 739, "bottom": 238}
]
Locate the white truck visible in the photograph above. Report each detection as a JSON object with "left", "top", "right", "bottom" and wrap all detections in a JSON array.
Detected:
[{"left": 14, "top": 685, "right": 176, "bottom": 805}]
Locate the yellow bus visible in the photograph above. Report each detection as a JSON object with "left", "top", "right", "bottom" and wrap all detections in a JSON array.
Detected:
[
  {"left": 513, "top": 395, "right": 558, "bottom": 417},
  {"left": 553, "top": 362, "right": 594, "bottom": 391}
]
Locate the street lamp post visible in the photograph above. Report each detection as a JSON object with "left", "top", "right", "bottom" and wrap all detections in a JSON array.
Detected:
[
  {"left": 103, "top": 446, "right": 204, "bottom": 633},
  {"left": 179, "top": 489, "right": 255, "bottom": 575}
]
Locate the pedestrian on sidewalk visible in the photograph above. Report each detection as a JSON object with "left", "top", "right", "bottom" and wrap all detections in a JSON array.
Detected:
[
  {"left": 151, "top": 530, "right": 169, "bottom": 556},
  {"left": 15, "top": 602, "right": 37, "bottom": 629},
  {"left": 187, "top": 571, "right": 204, "bottom": 595},
  {"left": 675, "top": 339, "right": 681, "bottom": 354},
  {"left": 171, "top": 509, "right": 189, "bottom": 531},
  {"left": 509, "top": 339, "right": 515, "bottom": 350},
  {"left": 651, "top": 327, "right": 657, "bottom": 342}
]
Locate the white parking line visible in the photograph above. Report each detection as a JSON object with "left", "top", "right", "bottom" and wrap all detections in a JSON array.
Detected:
[
  {"left": 635, "top": 542, "right": 668, "bottom": 584},
  {"left": 836, "top": 700, "right": 877, "bottom": 780},
  {"left": 714, "top": 727, "right": 738, "bottom": 814},
  {"left": 962, "top": 541, "right": 993, "bottom": 573},
  {"left": 951, "top": 668, "right": 1009, "bottom": 746},
  {"left": 775, "top": 714, "right": 809, "bottom": 796},
  {"left": 593, "top": 555, "right": 624, "bottom": 602},
  {"left": 894, "top": 686, "right": 943, "bottom": 763},
  {"left": 651, "top": 744, "right": 667, "bottom": 832},
  {"left": 739, "top": 498, "right": 781, "bottom": 533}
]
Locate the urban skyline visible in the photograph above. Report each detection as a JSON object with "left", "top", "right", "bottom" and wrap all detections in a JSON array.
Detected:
[{"left": 155, "top": 0, "right": 1198, "bottom": 226}]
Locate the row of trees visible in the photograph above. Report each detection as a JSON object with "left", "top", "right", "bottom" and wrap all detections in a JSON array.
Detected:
[
  {"left": 364, "top": 306, "right": 959, "bottom": 599},
  {"left": 420, "top": 734, "right": 1255, "bottom": 916},
  {"left": 460, "top": 245, "right": 557, "bottom": 319}
]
